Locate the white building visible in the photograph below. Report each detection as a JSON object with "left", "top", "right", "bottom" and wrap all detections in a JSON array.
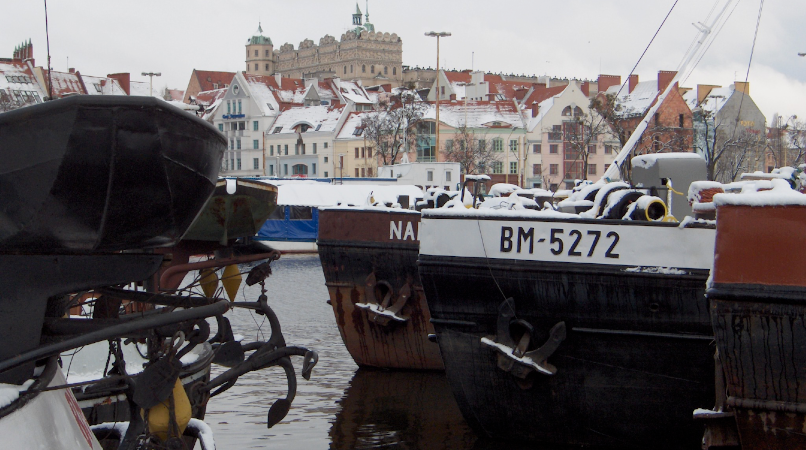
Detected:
[{"left": 377, "top": 162, "right": 461, "bottom": 191}]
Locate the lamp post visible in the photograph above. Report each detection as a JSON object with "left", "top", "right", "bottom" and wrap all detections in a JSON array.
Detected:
[
  {"left": 141, "top": 72, "right": 161, "bottom": 97},
  {"left": 425, "top": 31, "right": 451, "bottom": 162}
]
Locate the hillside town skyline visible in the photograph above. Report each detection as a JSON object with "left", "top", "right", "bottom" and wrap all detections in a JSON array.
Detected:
[{"left": 4, "top": 0, "right": 804, "bottom": 121}]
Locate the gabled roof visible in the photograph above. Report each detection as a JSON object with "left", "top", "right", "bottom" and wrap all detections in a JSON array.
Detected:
[
  {"left": 682, "top": 85, "right": 735, "bottom": 114},
  {"left": 129, "top": 80, "right": 164, "bottom": 98},
  {"left": 194, "top": 88, "right": 227, "bottom": 106},
  {"left": 0, "top": 60, "right": 46, "bottom": 105},
  {"left": 522, "top": 85, "right": 567, "bottom": 108},
  {"left": 80, "top": 74, "right": 127, "bottom": 96},
  {"left": 422, "top": 100, "right": 525, "bottom": 129},
  {"left": 243, "top": 73, "right": 307, "bottom": 114},
  {"left": 43, "top": 69, "right": 87, "bottom": 98},
  {"left": 605, "top": 81, "right": 659, "bottom": 118},
  {"left": 336, "top": 111, "right": 373, "bottom": 140},
  {"left": 332, "top": 79, "right": 373, "bottom": 104},
  {"left": 193, "top": 70, "right": 236, "bottom": 92},
  {"left": 267, "top": 104, "right": 347, "bottom": 135}
]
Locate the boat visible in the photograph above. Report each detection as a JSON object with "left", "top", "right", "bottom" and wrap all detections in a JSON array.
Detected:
[
  {"left": 317, "top": 184, "right": 443, "bottom": 370},
  {"left": 0, "top": 96, "right": 317, "bottom": 449},
  {"left": 416, "top": 3, "right": 743, "bottom": 447},
  {"left": 707, "top": 176, "right": 806, "bottom": 449}
]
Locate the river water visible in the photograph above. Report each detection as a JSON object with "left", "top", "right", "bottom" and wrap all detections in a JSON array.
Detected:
[{"left": 201, "top": 254, "right": 505, "bottom": 450}]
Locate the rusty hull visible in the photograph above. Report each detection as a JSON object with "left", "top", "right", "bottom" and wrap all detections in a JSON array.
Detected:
[
  {"left": 318, "top": 208, "right": 443, "bottom": 370},
  {"left": 709, "top": 204, "right": 806, "bottom": 449}
]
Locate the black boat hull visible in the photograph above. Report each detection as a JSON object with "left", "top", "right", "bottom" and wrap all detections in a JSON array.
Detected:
[
  {"left": 0, "top": 95, "right": 225, "bottom": 252},
  {"left": 418, "top": 215, "right": 716, "bottom": 448}
]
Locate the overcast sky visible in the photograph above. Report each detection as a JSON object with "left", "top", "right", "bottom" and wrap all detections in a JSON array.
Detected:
[{"left": 6, "top": 0, "right": 805, "bottom": 124}]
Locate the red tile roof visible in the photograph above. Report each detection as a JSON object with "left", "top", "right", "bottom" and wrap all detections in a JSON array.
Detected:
[
  {"left": 194, "top": 70, "right": 235, "bottom": 92},
  {"left": 523, "top": 85, "right": 567, "bottom": 107}
]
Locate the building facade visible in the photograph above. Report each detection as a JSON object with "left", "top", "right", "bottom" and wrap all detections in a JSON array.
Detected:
[{"left": 245, "top": 4, "right": 403, "bottom": 87}]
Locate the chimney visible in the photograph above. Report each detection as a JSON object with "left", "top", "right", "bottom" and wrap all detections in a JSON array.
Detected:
[
  {"left": 628, "top": 74, "right": 638, "bottom": 93},
  {"left": 697, "top": 84, "right": 721, "bottom": 104},
  {"left": 734, "top": 81, "right": 750, "bottom": 95},
  {"left": 68, "top": 68, "right": 75, "bottom": 74},
  {"left": 596, "top": 75, "right": 621, "bottom": 93},
  {"left": 107, "top": 73, "right": 131, "bottom": 95},
  {"left": 657, "top": 70, "right": 677, "bottom": 93},
  {"left": 580, "top": 81, "right": 590, "bottom": 97},
  {"left": 530, "top": 102, "right": 540, "bottom": 118},
  {"left": 274, "top": 72, "right": 282, "bottom": 86}
]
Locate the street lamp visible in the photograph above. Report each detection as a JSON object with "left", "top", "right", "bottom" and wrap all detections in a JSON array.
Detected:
[
  {"left": 425, "top": 31, "right": 451, "bottom": 162},
  {"left": 141, "top": 72, "right": 161, "bottom": 97}
]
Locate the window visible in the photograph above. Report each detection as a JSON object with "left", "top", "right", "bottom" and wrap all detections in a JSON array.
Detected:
[
  {"left": 324, "top": 156, "right": 328, "bottom": 163},
  {"left": 533, "top": 164, "right": 542, "bottom": 175},
  {"left": 510, "top": 162, "right": 518, "bottom": 174},
  {"left": 254, "top": 50, "right": 258, "bottom": 57},
  {"left": 367, "top": 147, "right": 372, "bottom": 158},
  {"left": 361, "top": 147, "right": 365, "bottom": 158},
  {"left": 371, "top": 65, "right": 375, "bottom": 74},
  {"left": 427, "top": 170, "right": 434, "bottom": 181},
  {"left": 355, "top": 168, "right": 359, "bottom": 177},
  {"left": 550, "top": 144, "right": 558, "bottom": 154},
  {"left": 324, "top": 142, "right": 328, "bottom": 149},
  {"left": 549, "top": 125, "right": 562, "bottom": 141},
  {"left": 265, "top": 64, "right": 269, "bottom": 71},
  {"left": 550, "top": 183, "right": 559, "bottom": 191},
  {"left": 238, "top": 100, "right": 242, "bottom": 114},
  {"left": 509, "top": 140, "right": 518, "bottom": 152},
  {"left": 367, "top": 168, "right": 372, "bottom": 177},
  {"left": 231, "top": 123, "right": 237, "bottom": 131},
  {"left": 253, "top": 158, "right": 259, "bottom": 170},
  {"left": 492, "top": 139, "right": 503, "bottom": 152},
  {"left": 324, "top": 171, "right": 328, "bottom": 177},
  {"left": 588, "top": 145, "right": 596, "bottom": 154},
  {"left": 284, "top": 164, "right": 288, "bottom": 175},
  {"left": 679, "top": 114, "right": 685, "bottom": 128},
  {"left": 654, "top": 113, "right": 660, "bottom": 126},
  {"left": 384, "top": 67, "right": 388, "bottom": 75},
  {"left": 292, "top": 164, "right": 308, "bottom": 176},
  {"left": 492, "top": 162, "right": 503, "bottom": 174},
  {"left": 273, "top": 127, "right": 282, "bottom": 133},
  {"left": 446, "top": 171, "right": 451, "bottom": 182},
  {"left": 440, "top": 86, "right": 445, "bottom": 96},
  {"left": 589, "top": 164, "right": 597, "bottom": 175},
  {"left": 355, "top": 147, "right": 359, "bottom": 158},
  {"left": 533, "top": 144, "right": 541, "bottom": 153},
  {"left": 445, "top": 140, "right": 454, "bottom": 152},
  {"left": 362, "top": 65, "right": 366, "bottom": 73},
  {"left": 254, "top": 64, "right": 258, "bottom": 70},
  {"left": 227, "top": 101, "right": 231, "bottom": 114},
  {"left": 351, "top": 65, "right": 353, "bottom": 73},
  {"left": 236, "top": 139, "right": 241, "bottom": 150},
  {"left": 229, "top": 138, "right": 234, "bottom": 150},
  {"left": 253, "top": 140, "right": 259, "bottom": 149},
  {"left": 269, "top": 145, "right": 274, "bottom": 156},
  {"left": 265, "top": 50, "right": 269, "bottom": 57},
  {"left": 653, "top": 137, "right": 660, "bottom": 152},
  {"left": 253, "top": 121, "right": 259, "bottom": 131},
  {"left": 393, "top": 67, "right": 397, "bottom": 75},
  {"left": 344, "top": 66, "right": 347, "bottom": 74},
  {"left": 237, "top": 157, "right": 241, "bottom": 170},
  {"left": 478, "top": 139, "right": 486, "bottom": 151},
  {"left": 269, "top": 165, "right": 274, "bottom": 176},
  {"left": 361, "top": 168, "right": 366, "bottom": 177},
  {"left": 605, "top": 164, "right": 611, "bottom": 171},
  {"left": 605, "top": 145, "right": 614, "bottom": 154},
  {"left": 550, "top": 164, "right": 559, "bottom": 175},
  {"left": 218, "top": 124, "right": 223, "bottom": 132},
  {"left": 284, "top": 144, "right": 288, "bottom": 155},
  {"left": 295, "top": 144, "right": 299, "bottom": 155},
  {"left": 313, "top": 143, "right": 317, "bottom": 154}
]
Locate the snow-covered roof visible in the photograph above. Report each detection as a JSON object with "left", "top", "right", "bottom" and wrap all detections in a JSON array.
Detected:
[
  {"left": 422, "top": 100, "right": 525, "bottom": 129},
  {"left": 682, "top": 85, "right": 735, "bottom": 114},
  {"left": 336, "top": 111, "right": 373, "bottom": 140},
  {"left": 244, "top": 73, "right": 306, "bottom": 115},
  {"left": 129, "top": 80, "right": 166, "bottom": 98},
  {"left": 44, "top": 70, "right": 86, "bottom": 98},
  {"left": 334, "top": 79, "right": 373, "bottom": 104},
  {"left": 268, "top": 104, "right": 346, "bottom": 135},
  {"left": 80, "top": 74, "right": 127, "bottom": 96},
  {"left": 606, "top": 80, "right": 659, "bottom": 118}
]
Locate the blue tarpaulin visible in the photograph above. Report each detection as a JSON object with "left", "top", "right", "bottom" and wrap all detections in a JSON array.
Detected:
[{"left": 256, "top": 205, "right": 318, "bottom": 242}]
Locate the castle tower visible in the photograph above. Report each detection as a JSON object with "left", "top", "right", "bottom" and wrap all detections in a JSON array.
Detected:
[
  {"left": 245, "top": 23, "right": 275, "bottom": 76},
  {"left": 352, "top": 4, "right": 362, "bottom": 27}
]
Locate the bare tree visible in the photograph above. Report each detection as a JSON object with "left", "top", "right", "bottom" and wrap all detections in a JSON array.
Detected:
[
  {"left": 694, "top": 109, "right": 765, "bottom": 182},
  {"left": 441, "top": 126, "right": 498, "bottom": 175},
  {"left": 563, "top": 99, "right": 619, "bottom": 180},
  {"left": 361, "top": 90, "right": 427, "bottom": 166}
]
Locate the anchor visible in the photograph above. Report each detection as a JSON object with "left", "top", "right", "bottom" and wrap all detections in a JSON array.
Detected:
[
  {"left": 355, "top": 272, "right": 411, "bottom": 326},
  {"left": 481, "top": 297, "right": 566, "bottom": 389}
]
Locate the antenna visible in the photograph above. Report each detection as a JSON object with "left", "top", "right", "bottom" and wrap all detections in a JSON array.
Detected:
[{"left": 44, "top": 0, "right": 53, "bottom": 100}]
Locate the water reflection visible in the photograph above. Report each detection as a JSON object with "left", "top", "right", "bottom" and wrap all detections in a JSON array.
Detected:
[{"left": 330, "top": 369, "right": 476, "bottom": 450}]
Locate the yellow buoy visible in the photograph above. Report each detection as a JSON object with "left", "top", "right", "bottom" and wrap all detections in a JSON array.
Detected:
[
  {"left": 145, "top": 379, "right": 192, "bottom": 442},
  {"left": 199, "top": 268, "right": 219, "bottom": 298},
  {"left": 221, "top": 264, "right": 242, "bottom": 301}
]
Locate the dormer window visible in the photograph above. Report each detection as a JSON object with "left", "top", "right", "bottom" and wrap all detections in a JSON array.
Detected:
[
  {"left": 353, "top": 128, "right": 364, "bottom": 136},
  {"left": 233, "top": 85, "right": 239, "bottom": 95},
  {"left": 315, "top": 124, "right": 322, "bottom": 131},
  {"left": 273, "top": 127, "right": 283, "bottom": 133},
  {"left": 299, "top": 124, "right": 310, "bottom": 132},
  {"left": 213, "top": 83, "right": 219, "bottom": 89}
]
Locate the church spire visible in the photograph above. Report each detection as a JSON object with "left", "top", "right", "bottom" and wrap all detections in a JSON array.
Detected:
[{"left": 352, "top": 3, "right": 362, "bottom": 26}]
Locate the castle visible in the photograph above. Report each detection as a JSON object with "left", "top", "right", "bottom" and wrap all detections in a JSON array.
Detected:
[{"left": 245, "top": 2, "right": 403, "bottom": 87}]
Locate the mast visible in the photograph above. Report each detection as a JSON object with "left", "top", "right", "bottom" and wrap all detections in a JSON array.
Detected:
[{"left": 601, "top": 0, "right": 737, "bottom": 181}]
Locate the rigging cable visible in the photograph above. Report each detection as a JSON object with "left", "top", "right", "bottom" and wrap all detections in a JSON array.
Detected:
[
  {"left": 43, "top": 0, "right": 53, "bottom": 100},
  {"left": 731, "top": 0, "right": 765, "bottom": 142}
]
